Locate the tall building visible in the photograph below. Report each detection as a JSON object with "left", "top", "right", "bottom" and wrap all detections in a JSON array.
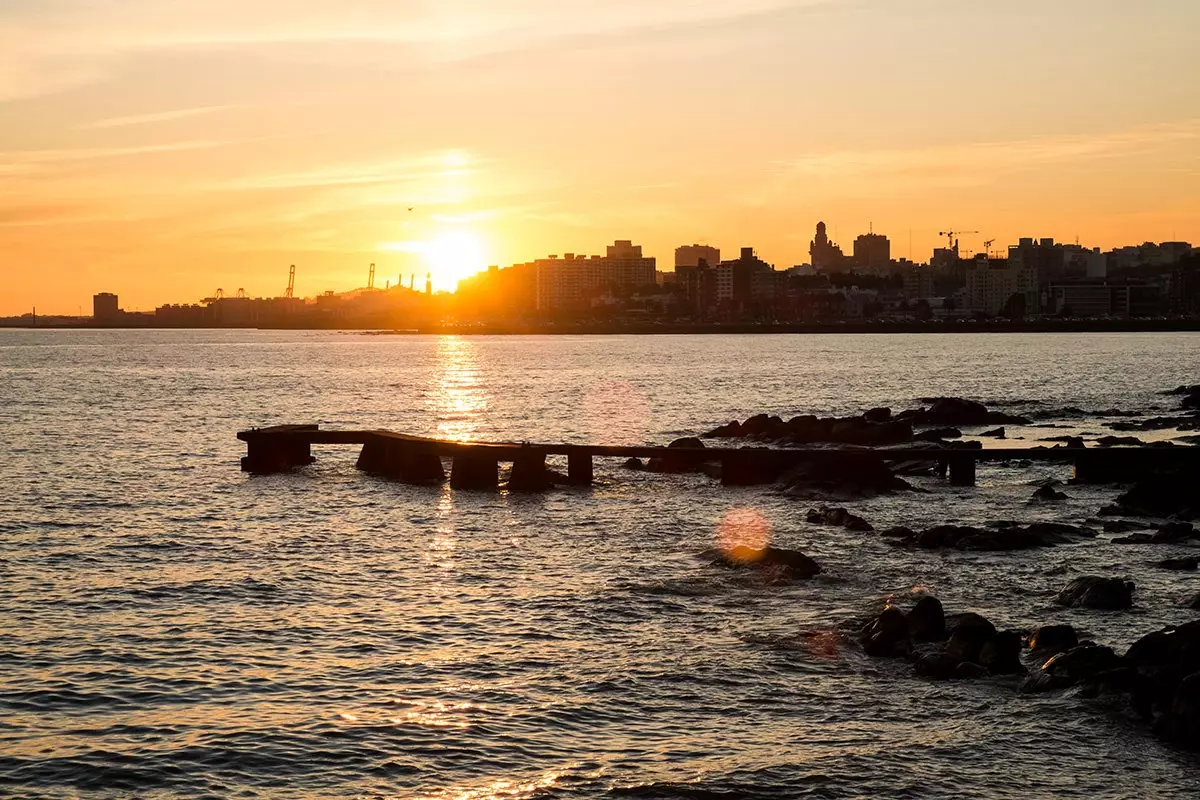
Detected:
[
  {"left": 853, "top": 233, "right": 891, "bottom": 270},
  {"left": 715, "top": 247, "right": 778, "bottom": 311},
  {"left": 534, "top": 241, "right": 656, "bottom": 311},
  {"left": 675, "top": 244, "right": 720, "bottom": 270},
  {"left": 964, "top": 255, "right": 1039, "bottom": 316},
  {"left": 93, "top": 292, "right": 120, "bottom": 323},
  {"left": 809, "top": 222, "right": 845, "bottom": 271}
]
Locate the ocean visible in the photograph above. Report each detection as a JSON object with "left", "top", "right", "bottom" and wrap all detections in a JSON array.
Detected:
[{"left": 3, "top": 329, "right": 1200, "bottom": 799}]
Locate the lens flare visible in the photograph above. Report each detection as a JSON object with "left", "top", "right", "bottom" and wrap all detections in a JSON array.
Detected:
[{"left": 717, "top": 508, "right": 771, "bottom": 563}]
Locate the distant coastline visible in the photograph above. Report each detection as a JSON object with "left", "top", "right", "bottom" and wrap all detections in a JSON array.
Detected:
[{"left": 6, "top": 318, "right": 1200, "bottom": 335}]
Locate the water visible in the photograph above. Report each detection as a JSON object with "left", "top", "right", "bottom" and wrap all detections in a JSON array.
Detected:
[{"left": 2, "top": 330, "right": 1200, "bottom": 799}]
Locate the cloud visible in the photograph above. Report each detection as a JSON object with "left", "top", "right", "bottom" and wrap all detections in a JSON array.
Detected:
[{"left": 82, "top": 104, "right": 236, "bottom": 129}]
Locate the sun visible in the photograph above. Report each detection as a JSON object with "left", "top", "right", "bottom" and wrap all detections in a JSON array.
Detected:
[{"left": 423, "top": 230, "right": 487, "bottom": 290}]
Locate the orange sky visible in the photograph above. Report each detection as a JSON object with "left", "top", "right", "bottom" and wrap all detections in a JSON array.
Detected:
[{"left": 2, "top": 0, "right": 1198, "bottom": 314}]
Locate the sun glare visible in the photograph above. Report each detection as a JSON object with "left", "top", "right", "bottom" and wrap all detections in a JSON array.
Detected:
[{"left": 424, "top": 231, "right": 487, "bottom": 289}]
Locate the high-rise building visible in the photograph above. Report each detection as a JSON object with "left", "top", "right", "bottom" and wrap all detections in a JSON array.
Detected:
[
  {"left": 675, "top": 244, "right": 720, "bottom": 270},
  {"left": 534, "top": 241, "right": 656, "bottom": 311},
  {"left": 964, "top": 255, "right": 1039, "bottom": 316},
  {"left": 853, "top": 233, "right": 891, "bottom": 270},
  {"left": 93, "top": 292, "right": 120, "bottom": 323}
]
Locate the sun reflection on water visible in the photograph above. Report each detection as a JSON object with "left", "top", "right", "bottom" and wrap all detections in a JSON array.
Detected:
[{"left": 431, "top": 336, "right": 488, "bottom": 442}]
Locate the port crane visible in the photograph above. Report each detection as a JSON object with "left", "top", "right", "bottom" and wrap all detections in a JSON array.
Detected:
[
  {"left": 367, "top": 263, "right": 376, "bottom": 290},
  {"left": 284, "top": 265, "right": 295, "bottom": 298}
]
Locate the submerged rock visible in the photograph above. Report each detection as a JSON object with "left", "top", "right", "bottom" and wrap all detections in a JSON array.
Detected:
[
  {"left": 1028, "top": 624, "right": 1079, "bottom": 654},
  {"left": 701, "top": 545, "right": 821, "bottom": 580},
  {"left": 806, "top": 506, "right": 873, "bottom": 531},
  {"left": 894, "top": 522, "right": 1095, "bottom": 551},
  {"left": 1155, "top": 557, "right": 1199, "bottom": 571},
  {"left": 1055, "top": 576, "right": 1134, "bottom": 610}
]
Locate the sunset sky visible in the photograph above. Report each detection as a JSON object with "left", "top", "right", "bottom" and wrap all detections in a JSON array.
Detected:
[{"left": 2, "top": 0, "right": 1197, "bottom": 314}]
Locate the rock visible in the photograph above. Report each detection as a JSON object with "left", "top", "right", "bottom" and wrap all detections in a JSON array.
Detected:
[
  {"left": 908, "top": 396, "right": 1029, "bottom": 426},
  {"left": 1124, "top": 621, "right": 1200, "bottom": 732},
  {"left": 1189, "top": 593, "right": 1200, "bottom": 610},
  {"left": 703, "top": 420, "right": 742, "bottom": 438},
  {"left": 668, "top": 436, "right": 705, "bottom": 450},
  {"left": 944, "top": 612, "right": 997, "bottom": 663},
  {"left": 898, "top": 521, "right": 1093, "bottom": 552},
  {"left": 844, "top": 514, "right": 872, "bottom": 532},
  {"left": 880, "top": 526, "right": 916, "bottom": 539},
  {"left": 1096, "top": 435, "right": 1145, "bottom": 447},
  {"left": 1031, "top": 485, "right": 1069, "bottom": 502},
  {"left": 979, "top": 631, "right": 1024, "bottom": 675},
  {"left": 915, "top": 427, "right": 962, "bottom": 441},
  {"left": 1114, "top": 474, "right": 1200, "bottom": 519},
  {"left": 1157, "top": 672, "right": 1200, "bottom": 746},
  {"left": 861, "top": 606, "right": 910, "bottom": 658},
  {"left": 622, "top": 457, "right": 644, "bottom": 470},
  {"left": 1155, "top": 557, "right": 1199, "bottom": 571},
  {"left": 863, "top": 407, "right": 892, "bottom": 424},
  {"left": 914, "top": 651, "right": 962, "bottom": 681},
  {"left": 1103, "top": 520, "right": 1148, "bottom": 534},
  {"left": 780, "top": 456, "right": 911, "bottom": 499},
  {"left": 1023, "top": 644, "right": 1125, "bottom": 692},
  {"left": 1155, "top": 522, "right": 1197, "bottom": 543},
  {"left": 1113, "top": 533, "right": 1156, "bottom": 545},
  {"left": 702, "top": 545, "right": 821, "bottom": 580},
  {"left": 907, "top": 596, "right": 947, "bottom": 642},
  {"left": 1055, "top": 576, "right": 1134, "bottom": 610},
  {"left": 1028, "top": 624, "right": 1078, "bottom": 654},
  {"left": 955, "top": 661, "right": 989, "bottom": 680},
  {"left": 980, "top": 427, "right": 1006, "bottom": 438}
]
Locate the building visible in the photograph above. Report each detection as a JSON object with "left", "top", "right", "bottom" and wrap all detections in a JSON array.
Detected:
[
  {"left": 93, "top": 292, "right": 120, "bottom": 323},
  {"left": 714, "top": 247, "right": 778, "bottom": 313},
  {"left": 964, "top": 255, "right": 1039, "bottom": 316},
  {"left": 534, "top": 241, "right": 656, "bottom": 311},
  {"left": 675, "top": 244, "right": 720, "bottom": 270},
  {"left": 903, "top": 268, "right": 935, "bottom": 301},
  {"left": 853, "top": 233, "right": 891, "bottom": 270},
  {"left": 1009, "top": 237, "right": 1067, "bottom": 285},
  {"left": 1046, "top": 281, "right": 1163, "bottom": 318},
  {"left": 809, "top": 222, "right": 846, "bottom": 271}
]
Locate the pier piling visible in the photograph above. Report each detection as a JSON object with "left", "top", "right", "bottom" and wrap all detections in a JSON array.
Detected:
[
  {"left": 567, "top": 452, "right": 594, "bottom": 486},
  {"left": 451, "top": 453, "right": 499, "bottom": 490}
]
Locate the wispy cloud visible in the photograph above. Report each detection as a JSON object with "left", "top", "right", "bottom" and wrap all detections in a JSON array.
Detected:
[{"left": 82, "top": 104, "right": 235, "bottom": 130}]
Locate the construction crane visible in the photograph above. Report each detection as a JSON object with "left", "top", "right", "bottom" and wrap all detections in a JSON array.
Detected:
[
  {"left": 982, "top": 239, "right": 996, "bottom": 259},
  {"left": 285, "top": 265, "right": 295, "bottom": 299},
  {"left": 367, "top": 263, "right": 376, "bottom": 290},
  {"left": 938, "top": 229, "right": 979, "bottom": 256}
]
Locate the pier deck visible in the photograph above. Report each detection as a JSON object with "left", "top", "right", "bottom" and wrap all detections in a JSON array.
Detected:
[{"left": 237, "top": 424, "right": 1200, "bottom": 488}]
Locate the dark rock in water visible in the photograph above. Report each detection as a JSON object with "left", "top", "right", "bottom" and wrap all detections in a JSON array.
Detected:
[
  {"left": 979, "top": 631, "right": 1024, "bottom": 675},
  {"left": 806, "top": 506, "right": 873, "bottom": 530},
  {"left": 1096, "top": 435, "right": 1145, "bottom": 447},
  {"left": 1114, "top": 474, "right": 1200, "bottom": 519},
  {"left": 880, "top": 525, "right": 916, "bottom": 539},
  {"left": 861, "top": 606, "right": 910, "bottom": 658},
  {"left": 622, "top": 457, "right": 645, "bottom": 470},
  {"left": 780, "top": 456, "right": 911, "bottom": 499},
  {"left": 898, "top": 521, "right": 1094, "bottom": 551},
  {"left": 649, "top": 438, "right": 710, "bottom": 474},
  {"left": 1124, "top": 621, "right": 1200, "bottom": 737},
  {"left": 1031, "top": 484, "right": 1069, "bottom": 502},
  {"left": 1165, "top": 384, "right": 1200, "bottom": 412},
  {"left": 864, "top": 407, "right": 892, "bottom": 424},
  {"left": 702, "top": 545, "right": 821, "bottom": 580},
  {"left": 1109, "top": 415, "right": 1200, "bottom": 432},
  {"left": 908, "top": 596, "right": 947, "bottom": 642},
  {"left": 1157, "top": 672, "right": 1200, "bottom": 746},
  {"left": 980, "top": 427, "right": 1006, "bottom": 438},
  {"left": 1155, "top": 522, "right": 1197, "bottom": 543},
  {"left": 703, "top": 420, "right": 743, "bottom": 438},
  {"left": 1189, "top": 592, "right": 1200, "bottom": 610},
  {"left": 1113, "top": 533, "right": 1156, "bottom": 545},
  {"left": 915, "top": 427, "right": 962, "bottom": 441},
  {"left": 1103, "top": 520, "right": 1149, "bottom": 534},
  {"left": 904, "top": 396, "right": 1030, "bottom": 426},
  {"left": 944, "top": 612, "right": 997, "bottom": 663},
  {"left": 914, "top": 651, "right": 962, "bottom": 681},
  {"left": 1023, "top": 644, "right": 1126, "bottom": 692},
  {"left": 1155, "top": 557, "right": 1199, "bottom": 571},
  {"left": 668, "top": 436, "right": 705, "bottom": 450},
  {"left": 1029, "top": 624, "right": 1079, "bottom": 654},
  {"left": 956, "top": 661, "right": 989, "bottom": 680},
  {"left": 1055, "top": 576, "right": 1134, "bottom": 610}
]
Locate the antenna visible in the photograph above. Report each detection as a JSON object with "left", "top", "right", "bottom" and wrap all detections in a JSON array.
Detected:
[
  {"left": 368, "top": 262, "right": 375, "bottom": 290},
  {"left": 285, "top": 265, "right": 295, "bottom": 298},
  {"left": 409, "top": 274, "right": 415, "bottom": 290}
]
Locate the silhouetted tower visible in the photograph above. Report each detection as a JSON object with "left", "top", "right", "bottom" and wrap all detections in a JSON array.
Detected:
[
  {"left": 409, "top": 274, "right": 415, "bottom": 290},
  {"left": 425, "top": 272, "right": 432, "bottom": 295},
  {"left": 285, "top": 265, "right": 295, "bottom": 298},
  {"left": 368, "top": 263, "right": 376, "bottom": 290}
]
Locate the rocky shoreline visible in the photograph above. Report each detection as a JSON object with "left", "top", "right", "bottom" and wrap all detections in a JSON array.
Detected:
[{"left": 697, "top": 383, "right": 1200, "bottom": 752}]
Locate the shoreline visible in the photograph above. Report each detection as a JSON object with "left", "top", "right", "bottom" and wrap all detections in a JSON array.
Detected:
[{"left": 6, "top": 319, "right": 1200, "bottom": 335}]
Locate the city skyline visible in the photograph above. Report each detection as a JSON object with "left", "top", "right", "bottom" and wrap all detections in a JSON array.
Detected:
[{"left": 3, "top": 0, "right": 1199, "bottom": 314}]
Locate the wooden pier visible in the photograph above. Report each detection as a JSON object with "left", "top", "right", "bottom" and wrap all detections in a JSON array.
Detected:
[{"left": 237, "top": 425, "right": 1200, "bottom": 489}]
